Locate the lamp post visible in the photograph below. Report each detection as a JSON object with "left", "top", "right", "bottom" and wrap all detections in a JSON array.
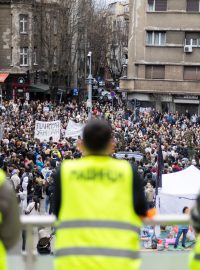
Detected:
[{"left": 87, "top": 51, "right": 93, "bottom": 120}]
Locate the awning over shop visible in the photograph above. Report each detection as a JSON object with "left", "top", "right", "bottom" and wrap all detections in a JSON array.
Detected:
[
  {"left": 30, "top": 84, "right": 49, "bottom": 93},
  {"left": 174, "top": 99, "right": 199, "bottom": 104},
  {"left": 57, "top": 88, "right": 67, "bottom": 94},
  {"left": 0, "top": 73, "right": 9, "bottom": 83}
]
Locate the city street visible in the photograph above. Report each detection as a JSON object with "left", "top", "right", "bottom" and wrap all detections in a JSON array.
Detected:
[{"left": 0, "top": 0, "right": 200, "bottom": 270}]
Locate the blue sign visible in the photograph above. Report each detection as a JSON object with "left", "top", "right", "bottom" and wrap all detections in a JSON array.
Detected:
[{"left": 73, "top": 88, "right": 79, "bottom": 96}]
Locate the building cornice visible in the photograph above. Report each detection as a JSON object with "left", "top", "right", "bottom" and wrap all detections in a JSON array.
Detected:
[
  {"left": 145, "top": 27, "right": 200, "bottom": 32},
  {"left": 134, "top": 62, "right": 200, "bottom": 66}
]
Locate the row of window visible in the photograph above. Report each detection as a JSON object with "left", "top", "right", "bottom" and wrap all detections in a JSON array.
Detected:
[
  {"left": 19, "top": 14, "right": 57, "bottom": 34},
  {"left": 147, "top": 31, "right": 166, "bottom": 46},
  {"left": 145, "top": 65, "right": 200, "bottom": 80},
  {"left": 18, "top": 47, "right": 57, "bottom": 66},
  {"left": 146, "top": 31, "right": 200, "bottom": 46},
  {"left": 148, "top": 0, "right": 200, "bottom": 12}
]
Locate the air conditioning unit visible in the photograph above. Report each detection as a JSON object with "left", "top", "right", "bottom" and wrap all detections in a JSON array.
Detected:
[{"left": 184, "top": 45, "right": 193, "bottom": 53}]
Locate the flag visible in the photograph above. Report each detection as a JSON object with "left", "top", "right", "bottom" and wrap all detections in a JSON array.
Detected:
[{"left": 156, "top": 142, "right": 164, "bottom": 195}]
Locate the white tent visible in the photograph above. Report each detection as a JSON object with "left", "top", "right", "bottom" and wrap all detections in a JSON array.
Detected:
[{"left": 157, "top": 166, "right": 200, "bottom": 214}]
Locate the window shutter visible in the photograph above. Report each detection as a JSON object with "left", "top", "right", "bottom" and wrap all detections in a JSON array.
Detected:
[
  {"left": 184, "top": 66, "right": 197, "bottom": 80},
  {"left": 185, "top": 32, "right": 200, "bottom": 39},
  {"left": 148, "top": 0, "right": 154, "bottom": 6},
  {"left": 155, "top": 0, "right": 167, "bottom": 11},
  {"left": 197, "top": 67, "right": 200, "bottom": 80},
  {"left": 187, "top": 0, "right": 199, "bottom": 12},
  {"left": 152, "top": 66, "right": 165, "bottom": 79},
  {"left": 145, "top": 66, "right": 153, "bottom": 79},
  {"left": 148, "top": 0, "right": 154, "bottom": 5},
  {"left": 146, "top": 65, "right": 165, "bottom": 79}
]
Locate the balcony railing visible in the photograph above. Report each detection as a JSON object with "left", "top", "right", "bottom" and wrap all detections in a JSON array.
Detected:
[{"left": 10, "top": 215, "right": 191, "bottom": 270}]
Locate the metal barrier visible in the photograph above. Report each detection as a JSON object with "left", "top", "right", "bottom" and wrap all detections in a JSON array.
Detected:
[
  {"left": 20, "top": 214, "right": 191, "bottom": 270},
  {"left": 21, "top": 215, "right": 56, "bottom": 270}
]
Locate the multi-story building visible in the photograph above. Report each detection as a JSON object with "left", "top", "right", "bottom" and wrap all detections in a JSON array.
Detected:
[
  {"left": 106, "top": 1, "right": 129, "bottom": 86},
  {"left": 120, "top": 0, "right": 200, "bottom": 114},
  {"left": 0, "top": 0, "right": 51, "bottom": 100},
  {"left": 0, "top": 0, "right": 89, "bottom": 101}
]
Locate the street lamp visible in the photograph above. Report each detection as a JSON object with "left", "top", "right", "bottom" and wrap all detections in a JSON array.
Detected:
[{"left": 87, "top": 51, "right": 93, "bottom": 120}]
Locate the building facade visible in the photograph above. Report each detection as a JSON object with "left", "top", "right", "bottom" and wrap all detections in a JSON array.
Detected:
[
  {"left": 120, "top": 0, "right": 200, "bottom": 114},
  {"left": 0, "top": 0, "right": 89, "bottom": 101},
  {"left": 106, "top": 1, "right": 129, "bottom": 86}
]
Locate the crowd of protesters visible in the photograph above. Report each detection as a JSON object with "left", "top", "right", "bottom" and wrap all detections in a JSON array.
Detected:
[{"left": 0, "top": 99, "right": 200, "bottom": 217}]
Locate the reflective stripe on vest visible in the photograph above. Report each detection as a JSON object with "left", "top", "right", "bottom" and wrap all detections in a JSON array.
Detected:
[
  {"left": 55, "top": 247, "right": 140, "bottom": 259},
  {"left": 57, "top": 220, "right": 140, "bottom": 234},
  {"left": 194, "top": 254, "right": 200, "bottom": 261}
]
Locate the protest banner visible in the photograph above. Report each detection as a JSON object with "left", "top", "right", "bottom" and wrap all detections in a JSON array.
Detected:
[
  {"left": 34, "top": 120, "right": 61, "bottom": 142},
  {"left": 65, "top": 120, "right": 84, "bottom": 139}
]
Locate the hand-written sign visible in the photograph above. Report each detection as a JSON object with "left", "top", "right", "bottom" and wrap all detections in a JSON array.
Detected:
[{"left": 34, "top": 121, "right": 61, "bottom": 142}]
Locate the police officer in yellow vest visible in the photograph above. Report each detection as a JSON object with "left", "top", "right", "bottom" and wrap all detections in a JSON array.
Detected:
[
  {"left": 190, "top": 194, "right": 200, "bottom": 270},
  {"left": 54, "top": 120, "right": 150, "bottom": 270},
  {"left": 0, "top": 169, "right": 20, "bottom": 270}
]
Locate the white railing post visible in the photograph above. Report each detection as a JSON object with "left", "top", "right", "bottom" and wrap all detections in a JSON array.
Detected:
[
  {"left": 24, "top": 224, "right": 35, "bottom": 270},
  {"left": 143, "top": 214, "right": 190, "bottom": 226},
  {"left": 21, "top": 215, "right": 56, "bottom": 270}
]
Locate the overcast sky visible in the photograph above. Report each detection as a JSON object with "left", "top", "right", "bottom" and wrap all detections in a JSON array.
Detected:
[
  {"left": 95, "top": 0, "right": 128, "bottom": 6},
  {"left": 94, "top": 0, "right": 116, "bottom": 7}
]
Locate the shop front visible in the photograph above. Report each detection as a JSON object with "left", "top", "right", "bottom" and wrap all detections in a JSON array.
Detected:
[
  {"left": 0, "top": 73, "right": 9, "bottom": 103},
  {"left": 12, "top": 74, "right": 30, "bottom": 101},
  {"left": 174, "top": 96, "right": 200, "bottom": 115}
]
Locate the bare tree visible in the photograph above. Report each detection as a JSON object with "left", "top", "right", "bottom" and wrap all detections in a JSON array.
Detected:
[
  {"left": 37, "top": 0, "right": 92, "bottom": 100},
  {"left": 86, "top": 2, "right": 129, "bottom": 84},
  {"left": 106, "top": 15, "right": 129, "bottom": 84},
  {"left": 35, "top": 0, "right": 128, "bottom": 100}
]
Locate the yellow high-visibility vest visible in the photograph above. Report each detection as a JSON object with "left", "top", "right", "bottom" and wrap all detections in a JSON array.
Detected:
[
  {"left": 0, "top": 170, "right": 6, "bottom": 270},
  {"left": 55, "top": 155, "right": 142, "bottom": 270},
  {"left": 189, "top": 234, "right": 200, "bottom": 270}
]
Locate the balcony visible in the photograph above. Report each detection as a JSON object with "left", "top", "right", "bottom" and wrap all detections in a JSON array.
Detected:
[{"left": 7, "top": 215, "right": 191, "bottom": 270}]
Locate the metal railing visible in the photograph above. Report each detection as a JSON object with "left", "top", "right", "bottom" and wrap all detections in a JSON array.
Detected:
[
  {"left": 20, "top": 215, "right": 56, "bottom": 270},
  {"left": 20, "top": 214, "right": 191, "bottom": 270}
]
